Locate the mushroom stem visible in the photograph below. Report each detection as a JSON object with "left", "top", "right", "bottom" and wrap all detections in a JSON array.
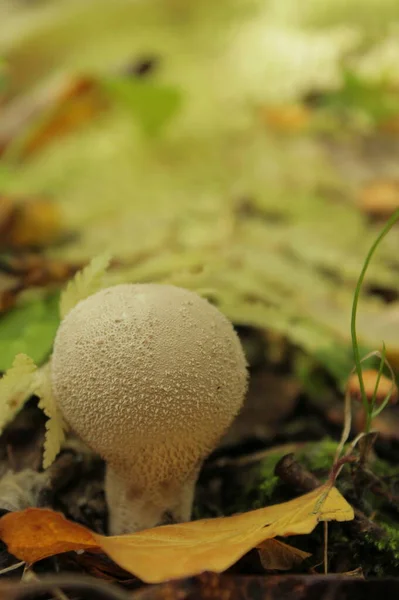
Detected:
[{"left": 105, "top": 465, "right": 200, "bottom": 534}]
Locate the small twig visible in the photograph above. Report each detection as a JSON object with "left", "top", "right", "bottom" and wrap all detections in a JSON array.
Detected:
[
  {"left": 328, "top": 455, "right": 358, "bottom": 485},
  {"left": 204, "top": 443, "right": 306, "bottom": 470},
  {"left": 0, "top": 562, "right": 25, "bottom": 576},
  {"left": 274, "top": 453, "right": 320, "bottom": 492}
]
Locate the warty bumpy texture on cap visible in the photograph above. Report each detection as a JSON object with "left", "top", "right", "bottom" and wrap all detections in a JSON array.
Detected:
[{"left": 51, "top": 284, "right": 248, "bottom": 492}]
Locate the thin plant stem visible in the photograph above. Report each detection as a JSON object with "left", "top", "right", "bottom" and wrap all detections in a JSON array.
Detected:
[
  {"left": 324, "top": 522, "right": 328, "bottom": 574},
  {"left": 351, "top": 209, "right": 399, "bottom": 434},
  {"left": 372, "top": 352, "right": 396, "bottom": 418},
  {"left": 370, "top": 343, "right": 386, "bottom": 416},
  {"left": 346, "top": 431, "right": 370, "bottom": 456},
  {"left": 334, "top": 350, "right": 386, "bottom": 468},
  {"left": 333, "top": 389, "right": 352, "bottom": 465},
  {"left": 0, "top": 561, "right": 25, "bottom": 576}
]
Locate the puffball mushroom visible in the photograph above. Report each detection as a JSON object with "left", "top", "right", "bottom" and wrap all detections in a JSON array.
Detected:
[{"left": 51, "top": 283, "right": 247, "bottom": 534}]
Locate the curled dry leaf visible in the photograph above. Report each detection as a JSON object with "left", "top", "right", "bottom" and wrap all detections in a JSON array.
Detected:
[
  {"left": 257, "top": 539, "right": 311, "bottom": 571},
  {"left": 0, "top": 485, "right": 353, "bottom": 583}
]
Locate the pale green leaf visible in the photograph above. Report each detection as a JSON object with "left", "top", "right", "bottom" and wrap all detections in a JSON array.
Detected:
[
  {"left": 104, "top": 79, "right": 182, "bottom": 136},
  {"left": 0, "top": 294, "right": 60, "bottom": 371},
  {"left": 59, "top": 253, "right": 111, "bottom": 320},
  {"left": 0, "top": 354, "right": 37, "bottom": 434},
  {"left": 34, "top": 363, "right": 66, "bottom": 469}
]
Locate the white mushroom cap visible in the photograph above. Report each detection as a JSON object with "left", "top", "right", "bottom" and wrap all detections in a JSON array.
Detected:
[{"left": 51, "top": 283, "right": 247, "bottom": 533}]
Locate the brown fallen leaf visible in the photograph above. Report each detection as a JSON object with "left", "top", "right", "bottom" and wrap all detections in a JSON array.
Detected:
[
  {"left": 0, "top": 253, "right": 80, "bottom": 314},
  {"left": 16, "top": 76, "right": 108, "bottom": 160},
  {"left": 0, "top": 197, "right": 62, "bottom": 249},
  {"left": 0, "top": 484, "right": 353, "bottom": 583},
  {"left": 257, "top": 538, "right": 311, "bottom": 571}
]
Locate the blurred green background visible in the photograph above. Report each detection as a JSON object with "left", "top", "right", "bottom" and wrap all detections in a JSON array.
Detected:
[{"left": 1, "top": 0, "right": 399, "bottom": 383}]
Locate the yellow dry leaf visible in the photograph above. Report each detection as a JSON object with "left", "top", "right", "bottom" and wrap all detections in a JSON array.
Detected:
[
  {"left": 59, "top": 252, "right": 111, "bottom": 319},
  {"left": 0, "top": 354, "right": 37, "bottom": 433},
  {"left": 33, "top": 363, "right": 66, "bottom": 469},
  {"left": 94, "top": 485, "right": 352, "bottom": 582},
  {"left": 257, "top": 539, "right": 311, "bottom": 571},
  {"left": 0, "top": 485, "right": 353, "bottom": 583}
]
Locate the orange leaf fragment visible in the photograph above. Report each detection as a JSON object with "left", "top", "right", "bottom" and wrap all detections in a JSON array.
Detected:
[
  {"left": 357, "top": 179, "right": 399, "bottom": 218},
  {"left": 0, "top": 508, "right": 99, "bottom": 563},
  {"left": 0, "top": 485, "right": 353, "bottom": 583}
]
